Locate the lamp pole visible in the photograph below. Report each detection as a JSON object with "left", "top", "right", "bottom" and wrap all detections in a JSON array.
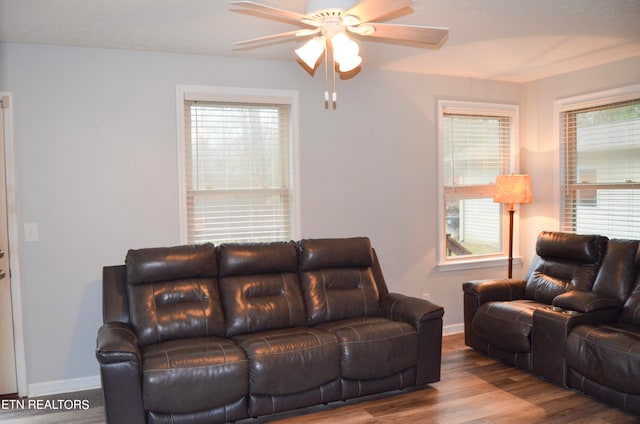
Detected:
[
  {"left": 507, "top": 206, "right": 515, "bottom": 279},
  {"left": 494, "top": 174, "right": 532, "bottom": 280}
]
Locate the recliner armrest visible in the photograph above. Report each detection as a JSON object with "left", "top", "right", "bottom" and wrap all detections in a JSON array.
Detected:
[
  {"left": 532, "top": 304, "right": 619, "bottom": 386},
  {"left": 463, "top": 278, "right": 525, "bottom": 352},
  {"left": 380, "top": 293, "right": 444, "bottom": 328},
  {"left": 380, "top": 292, "right": 444, "bottom": 386},
  {"left": 552, "top": 291, "right": 621, "bottom": 313},
  {"left": 463, "top": 278, "right": 526, "bottom": 304},
  {"left": 96, "top": 322, "right": 146, "bottom": 424},
  {"left": 96, "top": 322, "right": 140, "bottom": 365}
]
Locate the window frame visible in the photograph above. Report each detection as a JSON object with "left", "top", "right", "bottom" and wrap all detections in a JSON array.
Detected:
[
  {"left": 176, "top": 85, "right": 301, "bottom": 245},
  {"left": 437, "top": 100, "right": 521, "bottom": 271},
  {"left": 555, "top": 83, "right": 640, "bottom": 237}
]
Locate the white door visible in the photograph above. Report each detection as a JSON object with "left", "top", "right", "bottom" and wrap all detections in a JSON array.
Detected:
[{"left": 0, "top": 99, "right": 17, "bottom": 395}]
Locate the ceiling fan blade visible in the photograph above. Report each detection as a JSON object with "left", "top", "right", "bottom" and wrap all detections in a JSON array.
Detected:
[
  {"left": 362, "top": 23, "right": 449, "bottom": 46},
  {"left": 229, "top": 1, "right": 310, "bottom": 25},
  {"left": 343, "top": 0, "right": 414, "bottom": 24},
  {"left": 232, "top": 30, "right": 313, "bottom": 47}
]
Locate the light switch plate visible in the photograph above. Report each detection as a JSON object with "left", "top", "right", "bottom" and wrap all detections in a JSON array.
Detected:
[{"left": 24, "top": 223, "right": 39, "bottom": 242}]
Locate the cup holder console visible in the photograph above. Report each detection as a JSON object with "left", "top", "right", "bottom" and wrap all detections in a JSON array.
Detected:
[{"left": 545, "top": 305, "right": 579, "bottom": 316}]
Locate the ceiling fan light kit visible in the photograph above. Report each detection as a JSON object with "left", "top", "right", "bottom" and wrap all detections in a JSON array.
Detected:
[{"left": 230, "top": 0, "right": 449, "bottom": 108}]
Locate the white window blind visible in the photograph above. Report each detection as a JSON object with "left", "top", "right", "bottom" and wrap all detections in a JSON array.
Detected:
[
  {"left": 440, "top": 102, "right": 516, "bottom": 262},
  {"left": 560, "top": 97, "right": 640, "bottom": 238},
  {"left": 184, "top": 100, "right": 294, "bottom": 244}
]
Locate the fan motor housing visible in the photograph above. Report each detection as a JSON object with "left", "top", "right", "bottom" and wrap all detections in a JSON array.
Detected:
[{"left": 306, "top": 0, "right": 359, "bottom": 15}]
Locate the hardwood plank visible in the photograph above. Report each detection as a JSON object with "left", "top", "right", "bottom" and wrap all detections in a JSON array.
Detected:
[{"left": 0, "top": 407, "right": 106, "bottom": 424}]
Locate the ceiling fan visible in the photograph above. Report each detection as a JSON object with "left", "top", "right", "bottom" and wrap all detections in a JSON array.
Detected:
[{"left": 229, "top": 0, "right": 448, "bottom": 107}]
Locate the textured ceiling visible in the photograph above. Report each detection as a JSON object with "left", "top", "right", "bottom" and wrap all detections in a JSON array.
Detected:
[{"left": 1, "top": 0, "right": 639, "bottom": 82}]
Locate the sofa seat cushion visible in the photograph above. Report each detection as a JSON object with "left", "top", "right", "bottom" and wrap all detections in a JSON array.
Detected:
[
  {"left": 566, "top": 324, "right": 640, "bottom": 394},
  {"left": 316, "top": 317, "right": 418, "bottom": 380},
  {"left": 472, "top": 300, "right": 547, "bottom": 353},
  {"left": 233, "top": 327, "right": 340, "bottom": 396},
  {"left": 141, "top": 337, "right": 248, "bottom": 414}
]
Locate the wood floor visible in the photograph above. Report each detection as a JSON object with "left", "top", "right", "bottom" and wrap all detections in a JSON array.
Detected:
[{"left": 1, "top": 333, "right": 638, "bottom": 423}]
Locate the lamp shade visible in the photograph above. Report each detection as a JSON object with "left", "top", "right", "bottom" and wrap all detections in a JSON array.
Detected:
[{"left": 494, "top": 174, "right": 532, "bottom": 209}]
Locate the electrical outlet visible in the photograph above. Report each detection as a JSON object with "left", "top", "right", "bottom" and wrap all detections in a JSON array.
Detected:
[{"left": 422, "top": 293, "right": 431, "bottom": 301}]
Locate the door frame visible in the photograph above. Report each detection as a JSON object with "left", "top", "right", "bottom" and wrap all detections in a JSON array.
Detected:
[{"left": 1, "top": 92, "right": 27, "bottom": 396}]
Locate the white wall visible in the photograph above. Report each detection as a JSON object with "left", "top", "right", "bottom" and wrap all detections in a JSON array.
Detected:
[{"left": 0, "top": 41, "right": 637, "bottom": 394}]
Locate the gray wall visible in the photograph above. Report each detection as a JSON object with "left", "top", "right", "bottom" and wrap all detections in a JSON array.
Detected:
[
  {"left": 1, "top": 42, "right": 638, "bottom": 393},
  {"left": 519, "top": 55, "right": 640, "bottom": 262}
]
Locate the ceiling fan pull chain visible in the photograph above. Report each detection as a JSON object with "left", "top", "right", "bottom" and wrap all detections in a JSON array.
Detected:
[
  {"left": 332, "top": 51, "right": 337, "bottom": 108},
  {"left": 324, "top": 46, "right": 329, "bottom": 105}
]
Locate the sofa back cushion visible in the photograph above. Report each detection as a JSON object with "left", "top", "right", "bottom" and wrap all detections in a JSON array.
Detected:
[
  {"left": 218, "top": 241, "right": 306, "bottom": 336},
  {"left": 299, "top": 237, "right": 380, "bottom": 325},
  {"left": 524, "top": 231, "right": 607, "bottom": 304},
  {"left": 126, "top": 243, "right": 225, "bottom": 346},
  {"left": 592, "top": 239, "right": 639, "bottom": 304},
  {"left": 620, "top": 243, "right": 640, "bottom": 325}
]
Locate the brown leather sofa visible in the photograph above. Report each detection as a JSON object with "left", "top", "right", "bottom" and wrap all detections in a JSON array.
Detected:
[
  {"left": 463, "top": 231, "right": 640, "bottom": 414},
  {"left": 96, "top": 237, "right": 445, "bottom": 423}
]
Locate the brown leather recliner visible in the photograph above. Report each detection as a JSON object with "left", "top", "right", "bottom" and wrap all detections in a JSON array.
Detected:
[
  {"left": 463, "top": 231, "right": 607, "bottom": 370},
  {"left": 464, "top": 231, "right": 640, "bottom": 415},
  {"left": 563, "top": 239, "right": 640, "bottom": 414},
  {"left": 96, "top": 237, "right": 445, "bottom": 423}
]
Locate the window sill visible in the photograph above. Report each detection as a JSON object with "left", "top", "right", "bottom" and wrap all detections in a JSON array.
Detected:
[{"left": 437, "top": 256, "right": 523, "bottom": 272}]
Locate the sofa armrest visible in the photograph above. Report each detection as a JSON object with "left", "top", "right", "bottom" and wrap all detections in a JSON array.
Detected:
[
  {"left": 380, "top": 293, "right": 444, "bottom": 386},
  {"left": 96, "top": 322, "right": 146, "bottom": 424},
  {"left": 552, "top": 291, "right": 621, "bottom": 313},
  {"left": 96, "top": 322, "right": 140, "bottom": 364},
  {"left": 532, "top": 305, "right": 620, "bottom": 386},
  {"left": 463, "top": 279, "right": 526, "bottom": 351},
  {"left": 463, "top": 278, "right": 526, "bottom": 304},
  {"left": 380, "top": 293, "right": 444, "bottom": 327}
]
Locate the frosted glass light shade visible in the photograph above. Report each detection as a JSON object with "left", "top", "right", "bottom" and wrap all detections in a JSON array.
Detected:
[
  {"left": 331, "top": 33, "right": 361, "bottom": 72},
  {"left": 338, "top": 55, "right": 362, "bottom": 72},
  {"left": 332, "top": 33, "right": 356, "bottom": 57},
  {"left": 295, "top": 38, "right": 325, "bottom": 69}
]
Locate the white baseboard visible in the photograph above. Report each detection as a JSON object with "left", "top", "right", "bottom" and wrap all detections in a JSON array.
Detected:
[
  {"left": 28, "top": 375, "right": 101, "bottom": 398},
  {"left": 443, "top": 323, "right": 464, "bottom": 335}
]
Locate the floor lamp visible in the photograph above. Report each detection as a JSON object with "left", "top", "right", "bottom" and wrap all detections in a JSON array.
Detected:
[{"left": 494, "top": 174, "right": 532, "bottom": 279}]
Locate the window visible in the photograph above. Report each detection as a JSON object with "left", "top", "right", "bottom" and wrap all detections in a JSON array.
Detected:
[
  {"left": 438, "top": 101, "right": 519, "bottom": 267},
  {"left": 177, "top": 86, "right": 299, "bottom": 244},
  {"left": 558, "top": 86, "right": 640, "bottom": 238}
]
